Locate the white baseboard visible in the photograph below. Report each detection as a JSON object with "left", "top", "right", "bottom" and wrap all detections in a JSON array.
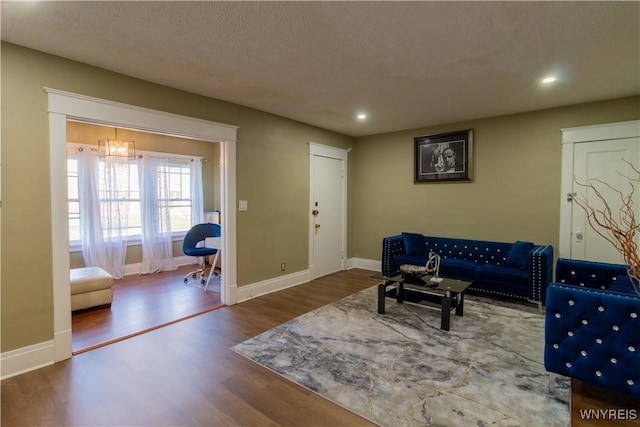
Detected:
[
  {"left": 347, "top": 257, "right": 381, "bottom": 271},
  {"left": 54, "top": 328, "right": 72, "bottom": 362},
  {"left": 1, "top": 340, "right": 55, "bottom": 380},
  {"left": 236, "top": 270, "right": 311, "bottom": 303},
  {"left": 123, "top": 256, "right": 194, "bottom": 276},
  {"left": 1, "top": 257, "right": 380, "bottom": 379}
]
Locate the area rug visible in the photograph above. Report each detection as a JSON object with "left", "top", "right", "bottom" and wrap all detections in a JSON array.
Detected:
[{"left": 232, "top": 286, "right": 570, "bottom": 426}]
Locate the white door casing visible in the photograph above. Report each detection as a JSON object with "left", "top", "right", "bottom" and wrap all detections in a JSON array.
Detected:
[
  {"left": 559, "top": 120, "right": 640, "bottom": 261},
  {"left": 46, "top": 88, "right": 238, "bottom": 363},
  {"left": 309, "top": 143, "right": 347, "bottom": 279},
  {"left": 571, "top": 139, "right": 640, "bottom": 263}
]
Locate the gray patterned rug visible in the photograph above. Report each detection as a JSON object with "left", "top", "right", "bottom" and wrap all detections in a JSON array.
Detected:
[{"left": 232, "top": 286, "right": 570, "bottom": 426}]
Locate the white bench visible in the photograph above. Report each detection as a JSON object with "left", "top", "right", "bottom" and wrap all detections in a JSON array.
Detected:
[{"left": 70, "top": 267, "right": 113, "bottom": 311}]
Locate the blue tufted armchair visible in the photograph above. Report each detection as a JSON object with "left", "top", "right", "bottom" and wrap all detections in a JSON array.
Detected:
[{"left": 544, "top": 258, "right": 640, "bottom": 399}]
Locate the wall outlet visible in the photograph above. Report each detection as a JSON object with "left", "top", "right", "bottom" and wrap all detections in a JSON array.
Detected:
[{"left": 280, "top": 262, "right": 286, "bottom": 271}]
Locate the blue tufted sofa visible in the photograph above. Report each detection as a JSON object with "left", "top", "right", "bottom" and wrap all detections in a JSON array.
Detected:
[
  {"left": 381, "top": 233, "right": 553, "bottom": 308},
  {"left": 544, "top": 258, "right": 640, "bottom": 399}
]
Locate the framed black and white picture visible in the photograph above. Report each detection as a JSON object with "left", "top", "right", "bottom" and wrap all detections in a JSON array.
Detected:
[{"left": 414, "top": 129, "right": 473, "bottom": 183}]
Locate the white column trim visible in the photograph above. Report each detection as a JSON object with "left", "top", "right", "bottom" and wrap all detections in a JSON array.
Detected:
[{"left": 40, "top": 88, "right": 238, "bottom": 370}]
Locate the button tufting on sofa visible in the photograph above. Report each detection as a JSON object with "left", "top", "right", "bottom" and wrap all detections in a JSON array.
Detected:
[
  {"left": 381, "top": 234, "right": 553, "bottom": 308},
  {"left": 545, "top": 258, "right": 640, "bottom": 399}
]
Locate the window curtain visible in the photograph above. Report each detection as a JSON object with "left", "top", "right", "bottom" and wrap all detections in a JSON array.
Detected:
[
  {"left": 77, "top": 149, "right": 128, "bottom": 279},
  {"left": 190, "top": 158, "right": 204, "bottom": 226},
  {"left": 138, "top": 156, "right": 177, "bottom": 274}
]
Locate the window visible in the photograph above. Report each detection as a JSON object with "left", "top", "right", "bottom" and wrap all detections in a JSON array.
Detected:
[
  {"left": 68, "top": 158, "right": 80, "bottom": 242},
  {"left": 97, "top": 160, "right": 142, "bottom": 238},
  {"left": 160, "top": 159, "right": 193, "bottom": 233},
  {"left": 67, "top": 145, "right": 201, "bottom": 245}
]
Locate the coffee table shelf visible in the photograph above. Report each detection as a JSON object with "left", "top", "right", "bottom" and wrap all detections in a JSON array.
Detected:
[{"left": 373, "top": 273, "right": 472, "bottom": 331}]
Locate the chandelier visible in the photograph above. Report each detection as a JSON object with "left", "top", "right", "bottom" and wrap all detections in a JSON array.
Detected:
[{"left": 98, "top": 128, "right": 135, "bottom": 158}]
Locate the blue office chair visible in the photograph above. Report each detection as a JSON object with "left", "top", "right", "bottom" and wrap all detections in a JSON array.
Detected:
[{"left": 182, "top": 223, "right": 221, "bottom": 291}]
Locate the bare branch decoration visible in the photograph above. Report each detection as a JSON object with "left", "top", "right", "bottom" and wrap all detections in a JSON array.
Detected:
[{"left": 573, "top": 159, "right": 640, "bottom": 296}]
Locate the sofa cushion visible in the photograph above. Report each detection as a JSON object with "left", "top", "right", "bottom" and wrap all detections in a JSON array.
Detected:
[
  {"left": 609, "top": 275, "right": 638, "bottom": 295},
  {"left": 402, "top": 232, "right": 426, "bottom": 256},
  {"left": 507, "top": 241, "right": 534, "bottom": 270},
  {"left": 440, "top": 258, "right": 477, "bottom": 281},
  {"left": 475, "top": 264, "right": 529, "bottom": 285}
]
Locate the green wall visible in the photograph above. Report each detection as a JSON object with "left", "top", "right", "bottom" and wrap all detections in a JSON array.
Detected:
[
  {"left": 1, "top": 41, "right": 638, "bottom": 355},
  {"left": 351, "top": 96, "right": 640, "bottom": 260},
  {"left": 0, "top": 43, "right": 353, "bottom": 352}
]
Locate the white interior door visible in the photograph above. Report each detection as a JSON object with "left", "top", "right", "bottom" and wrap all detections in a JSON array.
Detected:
[
  {"left": 309, "top": 143, "right": 347, "bottom": 279},
  {"left": 571, "top": 137, "right": 640, "bottom": 263}
]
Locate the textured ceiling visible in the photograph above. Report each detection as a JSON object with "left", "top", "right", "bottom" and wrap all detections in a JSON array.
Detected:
[{"left": 2, "top": 1, "right": 639, "bottom": 136}]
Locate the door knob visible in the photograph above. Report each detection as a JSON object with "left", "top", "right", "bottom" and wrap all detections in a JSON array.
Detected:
[
  {"left": 315, "top": 224, "right": 321, "bottom": 229},
  {"left": 312, "top": 209, "right": 319, "bottom": 216}
]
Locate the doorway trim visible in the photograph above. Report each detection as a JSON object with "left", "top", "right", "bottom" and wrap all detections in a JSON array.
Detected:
[
  {"left": 559, "top": 120, "right": 640, "bottom": 259},
  {"left": 308, "top": 142, "right": 348, "bottom": 280},
  {"left": 46, "top": 88, "right": 238, "bottom": 363}
]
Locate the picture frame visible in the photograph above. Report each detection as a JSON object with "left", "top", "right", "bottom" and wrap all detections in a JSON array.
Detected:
[{"left": 414, "top": 129, "right": 473, "bottom": 183}]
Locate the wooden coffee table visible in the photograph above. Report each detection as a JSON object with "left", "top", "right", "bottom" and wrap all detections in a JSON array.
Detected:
[{"left": 375, "top": 274, "right": 472, "bottom": 331}]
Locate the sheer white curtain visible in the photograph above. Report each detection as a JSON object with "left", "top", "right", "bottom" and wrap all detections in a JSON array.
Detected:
[
  {"left": 190, "top": 158, "right": 204, "bottom": 226},
  {"left": 77, "top": 148, "right": 128, "bottom": 279},
  {"left": 138, "top": 156, "right": 177, "bottom": 274}
]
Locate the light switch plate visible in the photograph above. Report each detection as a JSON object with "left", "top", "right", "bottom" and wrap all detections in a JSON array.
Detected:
[{"left": 239, "top": 200, "right": 248, "bottom": 211}]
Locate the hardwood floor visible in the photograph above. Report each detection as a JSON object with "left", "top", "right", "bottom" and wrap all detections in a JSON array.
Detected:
[
  {"left": 3, "top": 269, "right": 378, "bottom": 427},
  {"left": 571, "top": 380, "right": 640, "bottom": 426},
  {"left": 72, "top": 265, "right": 223, "bottom": 353},
  {"left": 2, "top": 269, "right": 638, "bottom": 426}
]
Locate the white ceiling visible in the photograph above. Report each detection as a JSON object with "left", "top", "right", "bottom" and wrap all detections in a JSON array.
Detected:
[{"left": 2, "top": 1, "right": 639, "bottom": 137}]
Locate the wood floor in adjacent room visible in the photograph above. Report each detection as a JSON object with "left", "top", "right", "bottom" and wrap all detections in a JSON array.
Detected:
[
  {"left": 72, "top": 264, "right": 223, "bottom": 353},
  {"left": 2, "top": 269, "right": 637, "bottom": 426}
]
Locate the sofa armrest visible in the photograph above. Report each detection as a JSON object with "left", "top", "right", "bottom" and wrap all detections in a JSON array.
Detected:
[
  {"left": 381, "top": 235, "right": 404, "bottom": 277},
  {"left": 544, "top": 283, "right": 640, "bottom": 398},
  {"left": 556, "top": 258, "right": 628, "bottom": 290},
  {"left": 530, "top": 244, "right": 553, "bottom": 303}
]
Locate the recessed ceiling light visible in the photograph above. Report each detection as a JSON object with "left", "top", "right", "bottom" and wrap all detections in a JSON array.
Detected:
[
  {"left": 542, "top": 76, "right": 557, "bottom": 84},
  {"left": 357, "top": 113, "right": 367, "bottom": 120}
]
